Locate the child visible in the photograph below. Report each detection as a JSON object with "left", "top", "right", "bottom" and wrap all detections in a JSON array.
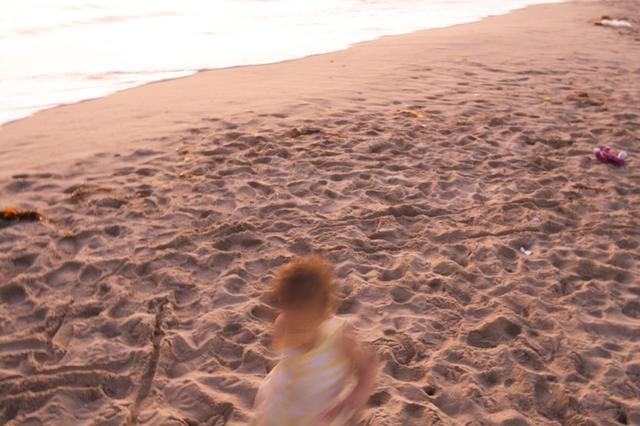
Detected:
[{"left": 254, "top": 255, "right": 378, "bottom": 425}]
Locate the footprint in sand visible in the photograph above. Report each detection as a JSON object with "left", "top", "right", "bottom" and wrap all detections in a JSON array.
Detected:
[
  {"left": 0, "top": 282, "right": 29, "bottom": 304},
  {"left": 390, "top": 286, "right": 414, "bottom": 304},
  {"left": 466, "top": 317, "right": 522, "bottom": 348},
  {"left": 622, "top": 301, "right": 640, "bottom": 319},
  {"left": 10, "top": 252, "right": 38, "bottom": 272},
  {"left": 337, "top": 295, "right": 359, "bottom": 315},
  {"left": 250, "top": 304, "right": 277, "bottom": 323},
  {"left": 79, "top": 264, "right": 102, "bottom": 283},
  {"left": 402, "top": 402, "right": 427, "bottom": 418},
  {"left": 384, "top": 358, "right": 426, "bottom": 382},
  {"left": 368, "top": 390, "right": 391, "bottom": 407},
  {"left": 44, "top": 261, "right": 83, "bottom": 289},
  {"left": 57, "top": 235, "right": 80, "bottom": 256}
]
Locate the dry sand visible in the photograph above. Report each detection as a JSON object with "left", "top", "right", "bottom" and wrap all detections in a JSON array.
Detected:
[{"left": 1, "top": 0, "right": 640, "bottom": 425}]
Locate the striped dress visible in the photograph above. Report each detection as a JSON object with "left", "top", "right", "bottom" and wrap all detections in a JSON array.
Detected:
[{"left": 254, "top": 317, "right": 353, "bottom": 426}]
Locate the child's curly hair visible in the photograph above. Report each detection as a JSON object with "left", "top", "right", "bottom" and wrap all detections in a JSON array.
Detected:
[{"left": 273, "top": 254, "right": 337, "bottom": 312}]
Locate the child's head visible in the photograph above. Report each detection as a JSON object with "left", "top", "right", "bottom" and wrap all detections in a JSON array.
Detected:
[{"left": 273, "top": 254, "right": 337, "bottom": 346}]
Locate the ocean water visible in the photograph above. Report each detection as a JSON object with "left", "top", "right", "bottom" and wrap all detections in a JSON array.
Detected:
[{"left": 0, "top": 0, "right": 562, "bottom": 125}]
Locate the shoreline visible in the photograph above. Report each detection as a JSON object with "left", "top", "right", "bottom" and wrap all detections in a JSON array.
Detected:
[
  {"left": 1, "top": 0, "right": 639, "bottom": 424},
  {"left": 0, "top": 0, "right": 573, "bottom": 181},
  {"left": 0, "top": 0, "right": 565, "bottom": 129}
]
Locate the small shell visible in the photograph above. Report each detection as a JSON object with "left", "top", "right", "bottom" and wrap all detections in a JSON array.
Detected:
[
  {"left": 618, "top": 150, "right": 628, "bottom": 160},
  {"left": 520, "top": 247, "right": 532, "bottom": 256}
]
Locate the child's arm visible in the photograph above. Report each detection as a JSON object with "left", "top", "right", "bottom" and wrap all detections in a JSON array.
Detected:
[
  {"left": 321, "top": 323, "right": 378, "bottom": 422},
  {"left": 341, "top": 323, "right": 378, "bottom": 413}
]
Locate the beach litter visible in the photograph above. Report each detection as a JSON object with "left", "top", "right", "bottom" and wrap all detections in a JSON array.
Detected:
[
  {"left": 566, "top": 91, "right": 605, "bottom": 107},
  {"left": 70, "top": 185, "right": 114, "bottom": 203},
  {"left": 594, "top": 146, "right": 628, "bottom": 166},
  {"left": 594, "top": 16, "right": 633, "bottom": 29},
  {"left": 520, "top": 247, "right": 532, "bottom": 256},
  {"left": 288, "top": 127, "right": 323, "bottom": 138},
  {"left": 396, "top": 109, "right": 423, "bottom": 119},
  {"left": 1, "top": 207, "right": 42, "bottom": 226}
]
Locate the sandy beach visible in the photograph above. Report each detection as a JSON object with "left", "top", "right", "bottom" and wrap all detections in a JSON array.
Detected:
[{"left": 1, "top": 0, "right": 640, "bottom": 424}]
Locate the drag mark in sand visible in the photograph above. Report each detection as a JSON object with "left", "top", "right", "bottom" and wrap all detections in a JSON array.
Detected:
[{"left": 126, "top": 296, "right": 171, "bottom": 425}]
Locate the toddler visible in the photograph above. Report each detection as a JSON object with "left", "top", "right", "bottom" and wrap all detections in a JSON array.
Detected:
[{"left": 254, "top": 255, "right": 377, "bottom": 425}]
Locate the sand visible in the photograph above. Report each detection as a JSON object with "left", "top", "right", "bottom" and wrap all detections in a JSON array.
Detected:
[{"left": 1, "top": 0, "right": 639, "bottom": 424}]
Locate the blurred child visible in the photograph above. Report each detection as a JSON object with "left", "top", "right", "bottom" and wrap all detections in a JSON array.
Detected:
[{"left": 254, "top": 255, "right": 377, "bottom": 425}]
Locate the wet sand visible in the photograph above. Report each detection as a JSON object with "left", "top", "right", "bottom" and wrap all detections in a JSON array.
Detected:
[{"left": 1, "top": 0, "right": 639, "bottom": 424}]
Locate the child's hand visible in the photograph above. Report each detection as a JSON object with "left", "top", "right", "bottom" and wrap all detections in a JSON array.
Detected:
[
  {"left": 340, "top": 324, "right": 378, "bottom": 411},
  {"left": 318, "top": 400, "right": 347, "bottom": 424},
  {"left": 321, "top": 389, "right": 366, "bottom": 422}
]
